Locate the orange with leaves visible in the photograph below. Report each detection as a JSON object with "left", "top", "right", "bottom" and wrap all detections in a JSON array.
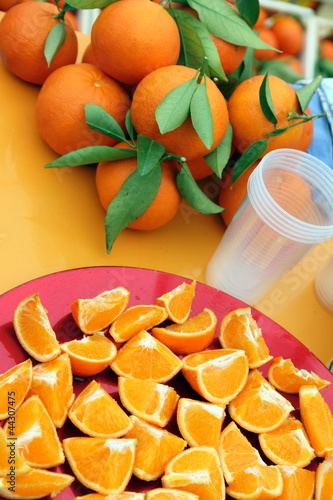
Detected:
[
  {"left": 271, "top": 15, "right": 304, "bottom": 56},
  {"left": 254, "top": 27, "right": 280, "bottom": 61}
]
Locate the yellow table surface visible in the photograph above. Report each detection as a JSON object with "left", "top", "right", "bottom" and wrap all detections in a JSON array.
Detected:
[{"left": 1, "top": 26, "right": 332, "bottom": 370}]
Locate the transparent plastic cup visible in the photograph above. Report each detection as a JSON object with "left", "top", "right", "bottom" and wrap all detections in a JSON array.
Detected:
[
  {"left": 314, "top": 255, "right": 333, "bottom": 313},
  {"left": 206, "top": 149, "right": 333, "bottom": 305}
]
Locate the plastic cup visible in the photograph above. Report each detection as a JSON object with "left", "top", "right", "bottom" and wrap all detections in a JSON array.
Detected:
[
  {"left": 314, "top": 255, "right": 333, "bottom": 313},
  {"left": 206, "top": 149, "right": 333, "bottom": 305}
]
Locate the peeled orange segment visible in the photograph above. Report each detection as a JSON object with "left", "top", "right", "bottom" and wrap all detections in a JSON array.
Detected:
[
  {"left": 267, "top": 356, "right": 331, "bottom": 394},
  {"left": 152, "top": 308, "right": 217, "bottom": 355},
  {"left": 162, "top": 446, "right": 225, "bottom": 500},
  {"left": 218, "top": 421, "right": 266, "bottom": 484},
  {"left": 3, "top": 395, "right": 65, "bottom": 468},
  {"left": 219, "top": 307, "right": 273, "bottom": 369},
  {"left": 228, "top": 369, "right": 295, "bottom": 433},
  {"left": 155, "top": 281, "right": 196, "bottom": 324},
  {"left": 60, "top": 332, "right": 117, "bottom": 377},
  {"left": 146, "top": 489, "right": 199, "bottom": 500},
  {"left": 299, "top": 384, "right": 333, "bottom": 457},
  {"left": 27, "top": 352, "right": 74, "bottom": 428},
  {"left": 109, "top": 304, "right": 168, "bottom": 343},
  {"left": 110, "top": 330, "right": 183, "bottom": 383},
  {"left": 315, "top": 452, "right": 333, "bottom": 500},
  {"left": 124, "top": 414, "right": 186, "bottom": 481},
  {"left": 225, "top": 464, "right": 283, "bottom": 500},
  {"left": 68, "top": 379, "right": 133, "bottom": 438},
  {"left": 63, "top": 437, "right": 137, "bottom": 495},
  {"left": 276, "top": 465, "right": 315, "bottom": 500},
  {"left": 176, "top": 398, "right": 225, "bottom": 449},
  {"left": 71, "top": 287, "right": 130, "bottom": 334},
  {"left": 0, "top": 426, "right": 31, "bottom": 476},
  {"left": 258, "top": 416, "right": 315, "bottom": 467},
  {"left": 0, "top": 468, "right": 74, "bottom": 500},
  {"left": 13, "top": 294, "right": 61, "bottom": 362},
  {"left": 118, "top": 376, "right": 179, "bottom": 427},
  {"left": 182, "top": 348, "right": 249, "bottom": 405},
  {"left": 0, "top": 358, "right": 32, "bottom": 419}
]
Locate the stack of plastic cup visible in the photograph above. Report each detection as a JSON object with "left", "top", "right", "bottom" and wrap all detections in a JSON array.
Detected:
[
  {"left": 206, "top": 149, "right": 333, "bottom": 306},
  {"left": 314, "top": 255, "right": 333, "bottom": 313}
]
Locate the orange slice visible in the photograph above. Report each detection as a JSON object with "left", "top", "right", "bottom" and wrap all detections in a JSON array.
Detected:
[
  {"left": 109, "top": 304, "right": 168, "bottom": 343},
  {"left": 162, "top": 446, "right": 225, "bottom": 500},
  {"left": 276, "top": 466, "right": 315, "bottom": 500},
  {"left": 299, "top": 384, "right": 333, "bottom": 457},
  {"left": 146, "top": 489, "right": 199, "bottom": 500},
  {"left": 156, "top": 280, "right": 196, "bottom": 324},
  {"left": 124, "top": 414, "right": 186, "bottom": 481},
  {"left": 0, "top": 358, "right": 32, "bottom": 419},
  {"left": 176, "top": 398, "right": 225, "bottom": 449},
  {"left": 110, "top": 330, "right": 183, "bottom": 383},
  {"left": 258, "top": 416, "right": 315, "bottom": 467},
  {"left": 63, "top": 436, "right": 137, "bottom": 495},
  {"left": 74, "top": 495, "right": 106, "bottom": 500},
  {"left": 75, "top": 493, "right": 146, "bottom": 500},
  {"left": 68, "top": 379, "right": 133, "bottom": 438},
  {"left": 181, "top": 348, "right": 249, "bottom": 405},
  {"left": 13, "top": 294, "right": 61, "bottom": 362},
  {"left": 219, "top": 307, "right": 273, "bottom": 369},
  {"left": 0, "top": 468, "right": 74, "bottom": 499},
  {"left": 315, "top": 452, "right": 333, "bottom": 500},
  {"left": 27, "top": 352, "right": 74, "bottom": 428},
  {"left": 60, "top": 332, "right": 117, "bottom": 377},
  {"left": 228, "top": 369, "right": 295, "bottom": 433},
  {"left": 0, "top": 426, "right": 31, "bottom": 476},
  {"left": 152, "top": 308, "right": 217, "bottom": 355},
  {"left": 268, "top": 356, "right": 331, "bottom": 394},
  {"left": 118, "top": 376, "right": 179, "bottom": 427},
  {"left": 71, "top": 287, "right": 130, "bottom": 334},
  {"left": 225, "top": 464, "right": 283, "bottom": 500}
]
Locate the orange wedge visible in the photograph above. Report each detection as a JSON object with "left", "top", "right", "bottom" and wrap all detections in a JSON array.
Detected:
[
  {"left": 60, "top": 332, "right": 117, "bottom": 377},
  {"left": 110, "top": 330, "right": 183, "bottom": 383},
  {"left": 152, "top": 308, "right": 217, "bottom": 355},
  {"left": 75, "top": 493, "right": 146, "bottom": 500},
  {"left": 228, "top": 369, "right": 294, "bottom": 433},
  {"left": 0, "top": 468, "right": 74, "bottom": 499},
  {"left": 181, "top": 348, "right": 249, "bottom": 405},
  {"left": 225, "top": 463, "right": 283, "bottom": 500},
  {"left": 68, "top": 379, "right": 133, "bottom": 438},
  {"left": 219, "top": 307, "right": 273, "bottom": 369},
  {"left": 0, "top": 358, "right": 32, "bottom": 419},
  {"left": 74, "top": 495, "right": 106, "bottom": 500},
  {"left": 109, "top": 304, "right": 168, "bottom": 343},
  {"left": 276, "top": 466, "right": 315, "bottom": 500},
  {"left": 146, "top": 489, "right": 199, "bottom": 500},
  {"left": 268, "top": 356, "right": 331, "bottom": 394},
  {"left": 156, "top": 280, "right": 196, "bottom": 324},
  {"left": 13, "top": 294, "right": 61, "bottom": 362},
  {"left": 315, "top": 452, "right": 333, "bottom": 500},
  {"left": 0, "top": 426, "right": 31, "bottom": 476},
  {"left": 118, "top": 376, "right": 179, "bottom": 427},
  {"left": 71, "top": 287, "right": 130, "bottom": 334}
]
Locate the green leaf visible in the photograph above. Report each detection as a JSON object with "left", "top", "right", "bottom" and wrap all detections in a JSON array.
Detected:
[
  {"left": 236, "top": 0, "right": 260, "bottom": 27},
  {"left": 44, "top": 22, "right": 65, "bottom": 67},
  {"left": 125, "top": 110, "right": 136, "bottom": 142},
  {"left": 156, "top": 78, "right": 197, "bottom": 134},
  {"left": 205, "top": 122, "right": 233, "bottom": 178},
  {"left": 190, "top": 81, "right": 214, "bottom": 149},
  {"left": 232, "top": 139, "right": 268, "bottom": 183},
  {"left": 296, "top": 75, "right": 322, "bottom": 113},
  {"left": 137, "top": 135, "right": 166, "bottom": 175},
  {"left": 85, "top": 104, "right": 126, "bottom": 142},
  {"left": 105, "top": 165, "right": 162, "bottom": 253},
  {"left": 177, "top": 162, "right": 224, "bottom": 214},
  {"left": 259, "top": 73, "right": 277, "bottom": 125},
  {"left": 65, "top": 0, "right": 115, "bottom": 10},
  {"left": 44, "top": 145, "right": 137, "bottom": 168},
  {"left": 256, "top": 59, "right": 303, "bottom": 84}
]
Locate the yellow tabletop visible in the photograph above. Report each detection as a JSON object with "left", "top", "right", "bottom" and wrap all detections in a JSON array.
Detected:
[{"left": 1, "top": 26, "right": 332, "bottom": 370}]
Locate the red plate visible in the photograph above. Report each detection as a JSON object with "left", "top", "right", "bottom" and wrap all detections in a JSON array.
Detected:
[{"left": 0, "top": 266, "right": 332, "bottom": 499}]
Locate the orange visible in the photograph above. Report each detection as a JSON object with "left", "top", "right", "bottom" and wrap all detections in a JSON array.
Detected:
[
  {"left": 13, "top": 293, "right": 61, "bottom": 362},
  {"left": 118, "top": 376, "right": 179, "bottom": 428},
  {"left": 315, "top": 452, "right": 333, "bottom": 500},
  {"left": 254, "top": 27, "right": 280, "bottom": 61},
  {"left": 146, "top": 489, "right": 199, "bottom": 500},
  {"left": 219, "top": 307, "right": 273, "bottom": 368},
  {"left": 258, "top": 416, "right": 316, "bottom": 467},
  {"left": 125, "top": 414, "right": 186, "bottom": 481},
  {"left": 27, "top": 352, "right": 74, "bottom": 428},
  {"left": 63, "top": 437, "right": 137, "bottom": 495},
  {"left": 225, "top": 463, "right": 283, "bottom": 500},
  {"left": 320, "top": 39, "right": 333, "bottom": 62},
  {"left": 131, "top": 65, "right": 229, "bottom": 161},
  {"left": 176, "top": 397, "right": 225, "bottom": 448},
  {"left": 162, "top": 446, "right": 225, "bottom": 500},
  {"left": 68, "top": 379, "right": 133, "bottom": 438},
  {"left": 0, "top": 0, "right": 22, "bottom": 11},
  {"left": 299, "top": 385, "right": 333, "bottom": 457},
  {"left": 60, "top": 332, "right": 117, "bottom": 377},
  {"left": 0, "top": 1, "right": 78, "bottom": 85},
  {"left": 0, "top": 426, "right": 31, "bottom": 477},
  {"left": 110, "top": 330, "right": 183, "bottom": 383},
  {"left": 276, "top": 54, "right": 305, "bottom": 76},
  {"left": 35, "top": 63, "right": 131, "bottom": 156},
  {"left": 227, "top": 74, "right": 303, "bottom": 155},
  {"left": 210, "top": 33, "right": 247, "bottom": 75},
  {"left": 228, "top": 369, "right": 295, "bottom": 433},
  {"left": 293, "top": 108, "right": 314, "bottom": 152},
  {"left": 271, "top": 15, "right": 304, "bottom": 56},
  {"left": 275, "top": 466, "right": 315, "bottom": 500},
  {"left": 267, "top": 356, "right": 330, "bottom": 394},
  {"left": 181, "top": 348, "right": 249, "bottom": 405},
  {"left": 0, "top": 358, "right": 32, "bottom": 419},
  {"left": 90, "top": 0, "right": 180, "bottom": 85},
  {"left": 109, "top": 304, "right": 168, "bottom": 343},
  {"left": 155, "top": 280, "right": 196, "bottom": 324},
  {"left": 75, "top": 494, "right": 145, "bottom": 500},
  {"left": 253, "top": 7, "right": 269, "bottom": 29},
  {"left": 0, "top": 468, "right": 74, "bottom": 499},
  {"left": 74, "top": 495, "right": 106, "bottom": 500},
  {"left": 71, "top": 287, "right": 130, "bottom": 334},
  {"left": 81, "top": 42, "right": 99, "bottom": 65},
  {"left": 65, "top": 9, "right": 79, "bottom": 31}
]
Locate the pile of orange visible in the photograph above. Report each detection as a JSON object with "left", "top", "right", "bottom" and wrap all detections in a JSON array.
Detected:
[{"left": 1, "top": 280, "right": 332, "bottom": 499}]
